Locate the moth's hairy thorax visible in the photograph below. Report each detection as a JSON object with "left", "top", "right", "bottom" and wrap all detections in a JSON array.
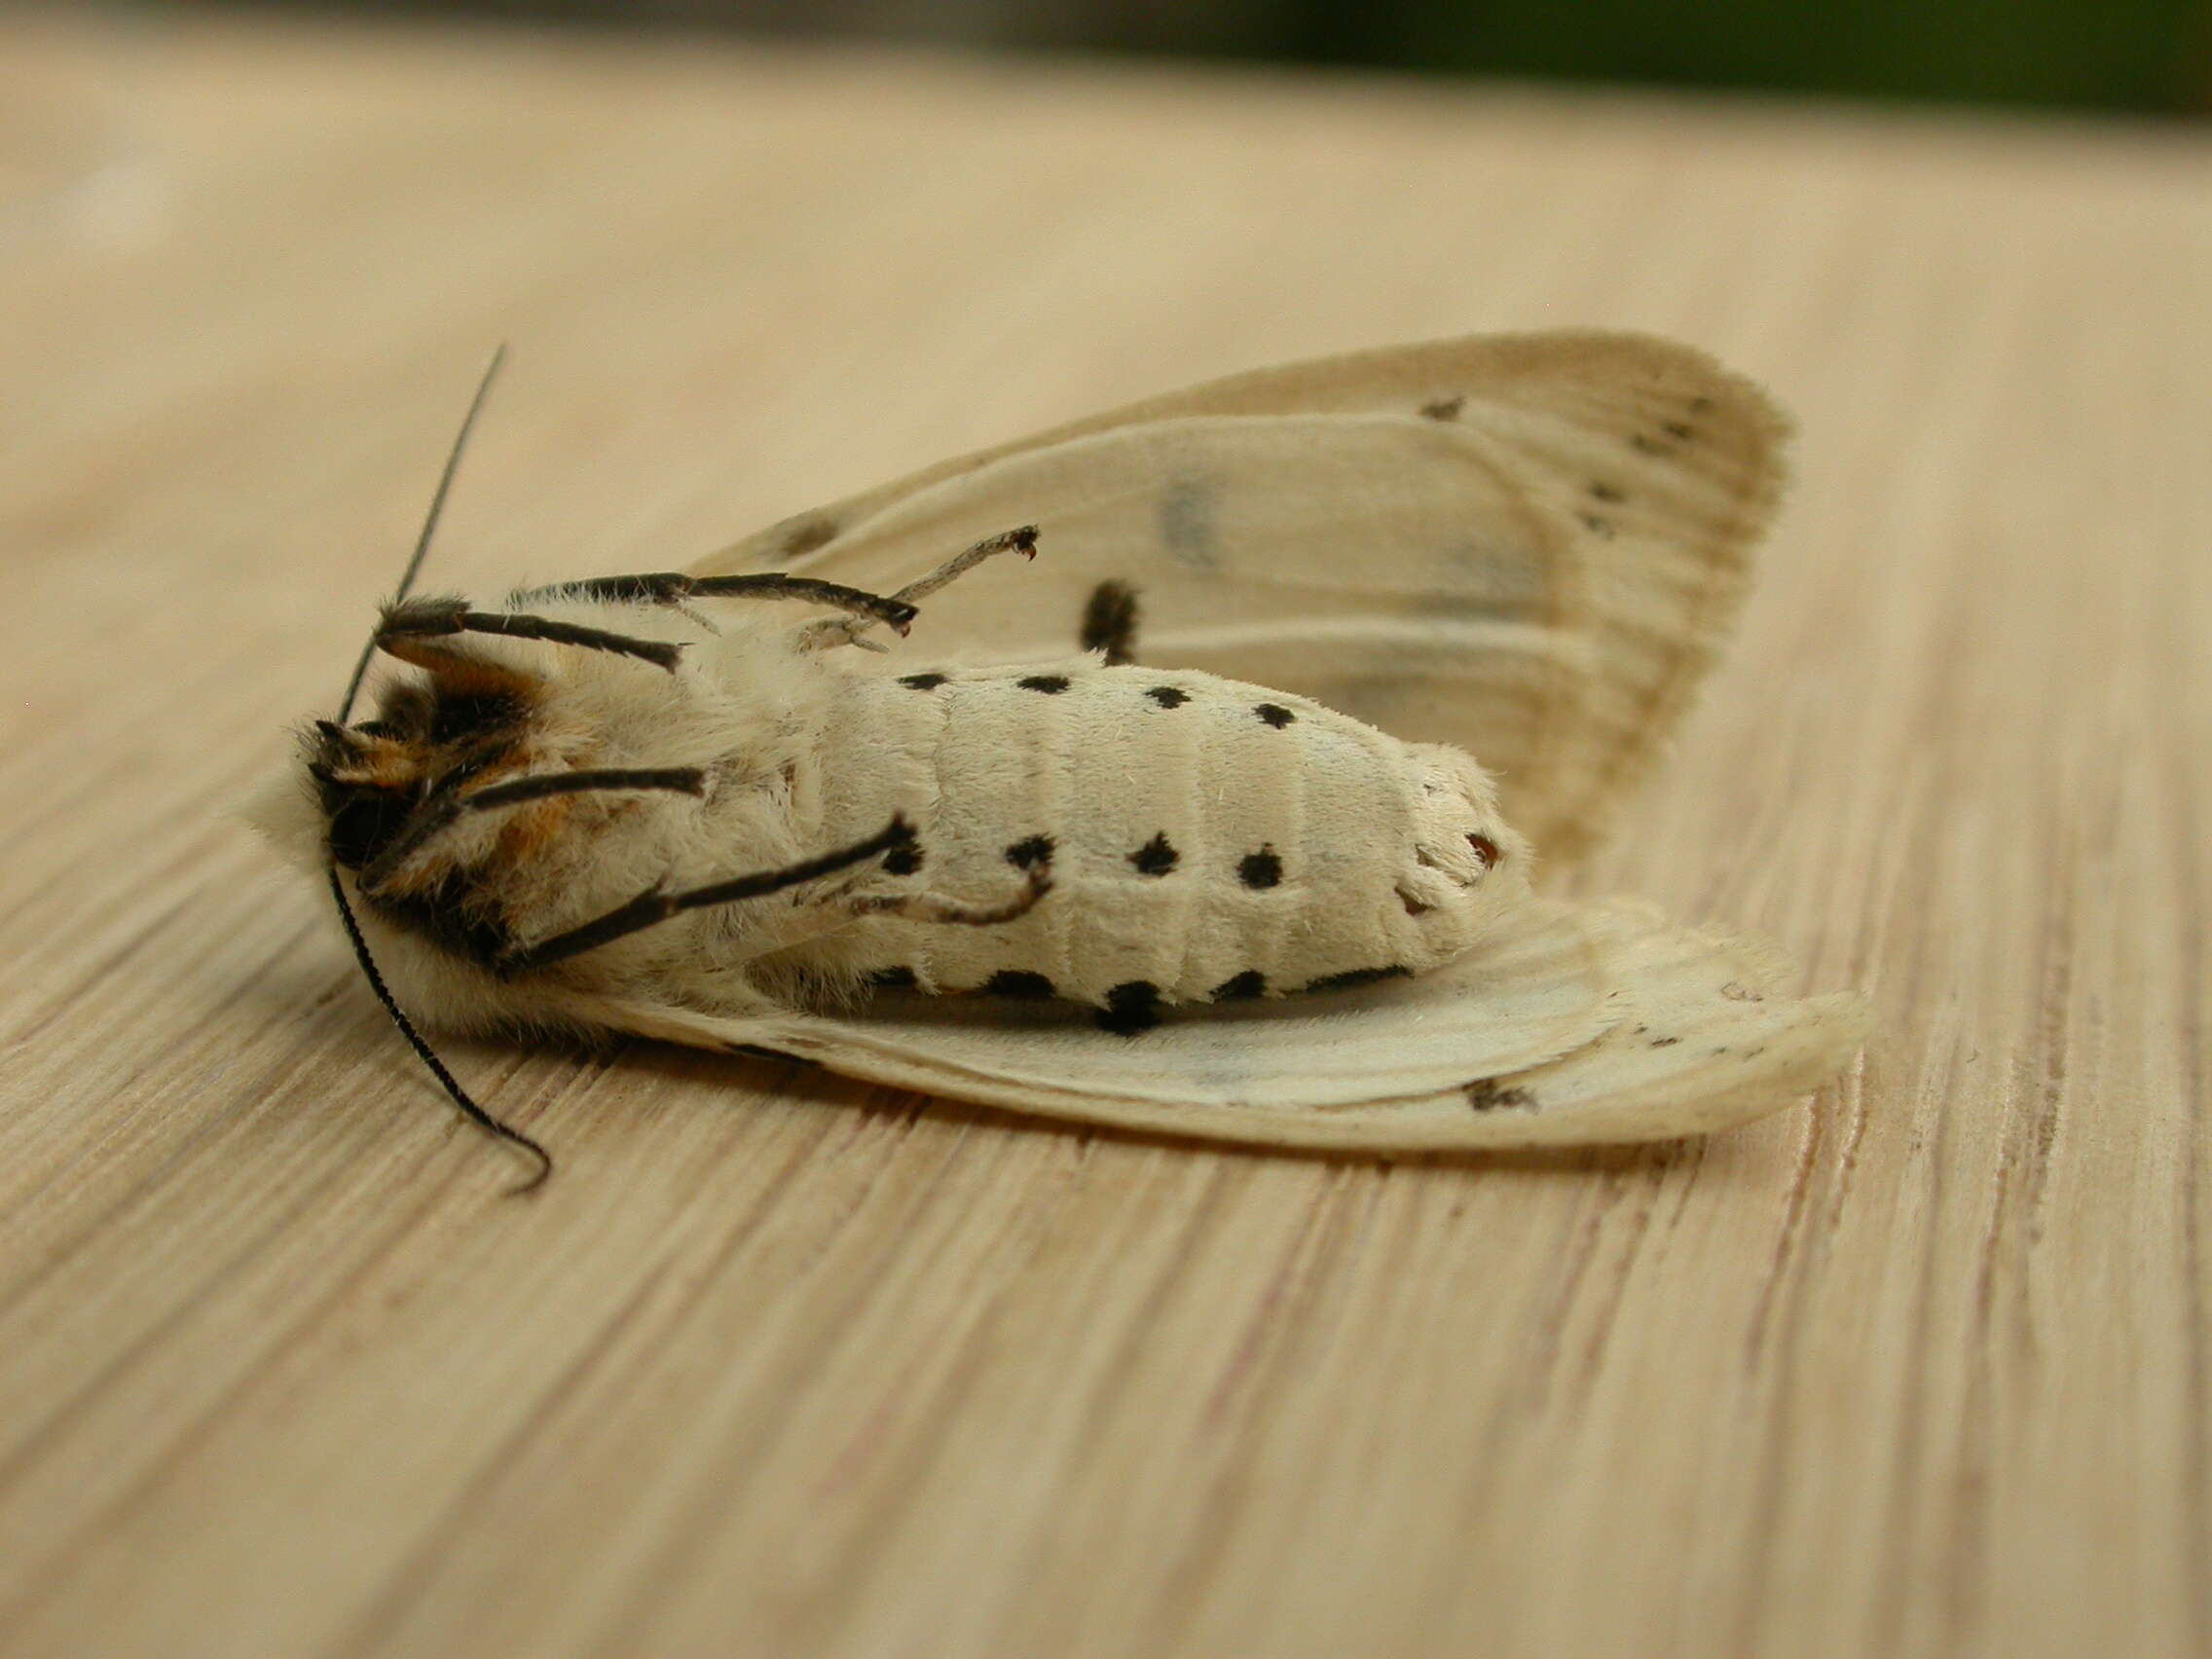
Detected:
[
  {"left": 450, "top": 609, "right": 843, "bottom": 986},
  {"left": 259, "top": 602, "right": 852, "bottom": 1029}
]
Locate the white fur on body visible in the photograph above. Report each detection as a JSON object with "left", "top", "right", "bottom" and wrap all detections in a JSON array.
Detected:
[{"left": 256, "top": 593, "right": 1530, "bottom": 1033}]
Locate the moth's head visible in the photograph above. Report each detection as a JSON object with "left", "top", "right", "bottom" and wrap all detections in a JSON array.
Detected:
[
  {"left": 343, "top": 623, "right": 545, "bottom": 841},
  {"left": 243, "top": 611, "right": 550, "bottom": 884},
  {"left": 244, "top": 347, "right": 564, "bottom": 1192},
  {"left": 308, "top": 718, "right": 424, "bottom": 874}
]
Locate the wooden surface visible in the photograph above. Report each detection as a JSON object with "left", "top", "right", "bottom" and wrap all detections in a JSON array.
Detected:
[{"left": 3, "top": 12, "right": 2207, "bottom": 1656}]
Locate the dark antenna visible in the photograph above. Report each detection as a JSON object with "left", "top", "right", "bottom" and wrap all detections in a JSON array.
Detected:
[
  {"left": 328, "top": 867, "right": 552, "bottom": 1194},
  {"left": 339, "top": 342, "right": 508, "bottom": 722},
  {"left": 328, "top": 345, "right": 553, "bottom": 1195}
]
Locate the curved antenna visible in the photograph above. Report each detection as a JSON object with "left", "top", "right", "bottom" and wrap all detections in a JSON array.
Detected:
[
  {"left": 339, "top": 342, "right": 508, "bottom": 721},
  {"left": 326, "top": 344, "right": 552, "bottom": 1195},
  {"left": 328, "top": 867, "right": 551, "bottom": 1196}
]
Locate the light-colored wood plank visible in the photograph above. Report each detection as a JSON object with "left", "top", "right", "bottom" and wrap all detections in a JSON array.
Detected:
[{"left": 1, "top": 12, "right": 2205, "bottom": 1655}]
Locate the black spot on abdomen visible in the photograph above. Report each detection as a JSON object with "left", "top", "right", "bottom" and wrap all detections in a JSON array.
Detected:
[
  {"left": 1237, "top": 848, "right": 1282, "bottom": 889},
  {"left": 899, "top": 672, "right": 947, "bottom": 690},
  {"left": 1128, "top": 831, "right": 1179, "bottom": 876},
  {"left": 867, "top": 966, "right": 918, "bottom": 990},
  {"left": 1018, "top": 674, "right": 1071, "bottom": 694},
  {"left": 1145, "top": 685, "right": 1189, "bottom": 709},
  {"left": 1097, "top": 979, "right": 1161, "bottom": 1034},
  {"left": 1211, "top": 970, "right": 1267, "bottom": 1001},
  {"left": 1253, "top": 703, "right": 1295, "bottom": 728},
  {"left": 1004, "top": 834, "right": 1054, "bottom": 869},
  {"left": 984, "top": 970, "right": 1055, "bottom": 999},
  {"left": 1302, "top": 966, "right": 1412, "bottom": 994}
]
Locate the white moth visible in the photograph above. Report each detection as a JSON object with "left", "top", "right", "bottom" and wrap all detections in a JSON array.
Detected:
[{"left": 253, "top": 332, "right": 1869, "bottom": 1187}]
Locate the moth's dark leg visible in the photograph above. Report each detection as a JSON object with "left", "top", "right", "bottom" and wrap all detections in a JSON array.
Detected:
[
  {"left": 798, "top": 526, "right": 1040, "bottom": 652},
  {"left": 846, "top": 868, "right": 1051, "bottom": 926},
  {"left": 358, "top": 767, "right": 706, "bottom": 896},
  {"left": 507, "top": 573, "right": 917, "bottom": 634},
  {"left": 1080, "top": 580, "right": 1141, "bottom": 665},
  {"left": 495, "top": 817, "right": 913, "bottom": 977},
  {"left": 887, "top": 526, "right": 1038, "bottom": 607},
  {"left": 378, "top": 598, "right": 686, "bottom": 671}
]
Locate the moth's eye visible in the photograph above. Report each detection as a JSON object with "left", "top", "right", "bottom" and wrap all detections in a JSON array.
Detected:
[{"left": 326, "top": 791, "right": 414, "bottom": 870}]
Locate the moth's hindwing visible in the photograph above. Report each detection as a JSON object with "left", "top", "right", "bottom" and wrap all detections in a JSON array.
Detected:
[{"left": 572, "top": 901, "right": 1868, "bottom": 1149}]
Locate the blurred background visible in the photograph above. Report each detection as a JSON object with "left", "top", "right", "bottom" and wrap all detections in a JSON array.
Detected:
[{"left": 207, "top": 0, "right": 2212, "bottom": 114}]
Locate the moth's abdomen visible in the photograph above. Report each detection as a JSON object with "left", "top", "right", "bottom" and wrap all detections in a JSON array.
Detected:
[{"left": 808, "top": 662, "right": 1529, "bottom": 1013}]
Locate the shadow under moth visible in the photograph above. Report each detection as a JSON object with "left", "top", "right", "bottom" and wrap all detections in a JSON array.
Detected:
[{"left": 252, "top": 332, "right": 1870, "bottom": 1190}]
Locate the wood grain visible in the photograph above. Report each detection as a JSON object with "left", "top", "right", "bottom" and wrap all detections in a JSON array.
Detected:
[{"left": 2, "top": 12, "right": 2206, "bottom": 1655}]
